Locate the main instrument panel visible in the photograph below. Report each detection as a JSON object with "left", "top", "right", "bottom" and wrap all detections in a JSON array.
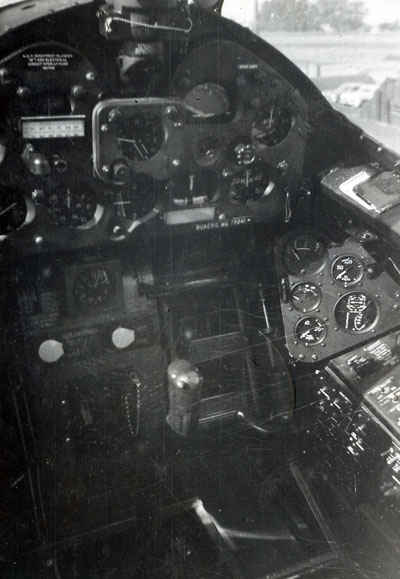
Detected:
[{"left": 0, "top": 35, "right": 309, "bottom": 250}]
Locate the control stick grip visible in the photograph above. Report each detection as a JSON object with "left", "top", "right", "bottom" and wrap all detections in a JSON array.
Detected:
[{"left": 166, "top": 359, "right": 203, "bottom": 437}]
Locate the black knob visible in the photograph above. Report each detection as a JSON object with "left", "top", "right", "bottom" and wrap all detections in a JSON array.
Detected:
[
  {"left": 53, "top": 155, "right": 68, "bottom": 173},
  {"left": 229, "top": 183, "right": 247, "bottom": 203},
  {"left": 112, "top": 160, "right": 130, "bottom": 183}
]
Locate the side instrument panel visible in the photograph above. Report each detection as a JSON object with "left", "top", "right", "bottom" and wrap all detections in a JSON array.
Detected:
[{"left": 276, "top": 230, "right": 400, "bottom": 362}]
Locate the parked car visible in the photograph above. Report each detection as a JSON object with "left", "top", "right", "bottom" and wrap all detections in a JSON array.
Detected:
[{"left": 324, "top": 82, "right": 379, "bottom": 107}]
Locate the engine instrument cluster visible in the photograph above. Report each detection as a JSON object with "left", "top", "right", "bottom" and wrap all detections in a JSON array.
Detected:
[{"left": 277, "top": 231, "right": 400, "bottom": 362}]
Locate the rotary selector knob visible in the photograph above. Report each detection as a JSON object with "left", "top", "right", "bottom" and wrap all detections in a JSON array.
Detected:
[
  {"left": 112, "top": 160, "right": 130, "bottom": 183},
  {"left": 233, "top": 142, "right": 256, "bottom": 166}
]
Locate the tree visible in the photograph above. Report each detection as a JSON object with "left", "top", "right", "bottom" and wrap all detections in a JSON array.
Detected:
[
  {"left": 379, "top": 20, "right": 400, "bottom": 32},
  {"left": 259, "top": 0, "right": 318, "bottom": 31},
  {"left": 316, "top": 0, "right": 367, "bottom": 32},
  {"left": 259, "top": 0, "right": 367, "bottom": 32}
]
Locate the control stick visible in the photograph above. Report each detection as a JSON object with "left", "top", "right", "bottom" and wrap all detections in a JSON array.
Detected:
[{"left": 166, "top": 359, "right": 203, "bottom": 437}]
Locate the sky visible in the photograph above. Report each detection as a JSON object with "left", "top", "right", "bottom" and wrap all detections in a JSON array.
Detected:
[{"left": 223, "top": 0, "right": 400, "bottom": 26}]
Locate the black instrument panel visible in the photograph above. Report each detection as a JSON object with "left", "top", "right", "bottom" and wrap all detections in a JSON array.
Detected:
[
  {"left": 277, "top": 231, "right": 400, "bottom": 362},
  {"left": 0, "top": 34, "right": 310, "bottom": 251}
]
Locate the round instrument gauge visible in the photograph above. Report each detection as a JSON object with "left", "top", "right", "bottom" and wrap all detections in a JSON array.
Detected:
[
  {"left": 291, "top": 282, "right": 321, "bottom": 313},
  {"left": 229, "top": 164, "right": 273, "bottom": 203},
  {"left": 295, "top": 316, "right": 327, "bottom": 346},
  {"left": 117, "top": 113, "right": 164, "bottom": 162},
  {"left": 252, "top": 103, "right": 293, "bottom": 147},
  {"left": 184, "top": 83, "right": 230, "bottom": 119},
  {"left": 335, "top": 292, "right": 378, "bottom": 334},
  {"left": 73, "top": 266, "right": 116, "bottom": 309},
  {"left": 331, "top": 255, "right": 364, "bottom": 287},
  {"left": 42, "top": 186, "right": 103, "bottom": 229},
  {"left": 0, "top": 187, "right": 34, "bottom": 236},
  {"left": 283, "top": 233, "right": 326, "bottom": 275}
]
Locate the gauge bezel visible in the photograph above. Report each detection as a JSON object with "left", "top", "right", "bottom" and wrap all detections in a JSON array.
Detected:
[
  {"left": 295, "top": 315, "right": 328, "bottom": 347},
  {"left": 331, "top": 254, "right": 364, "bottom": 288},
  {"left": 0, "top": 193, "right": 35, "bottom": 240},
  {"left": 251, "top": 103, "right": 295, "bottom": 148},
  {"left": 40, "top": 184, "right": 104, "bottom": 230},
  {"left": 283, "top": 232, "right": 327, "bottom": 276},
  {"left": 92, "top": 98, "right": 184, "bottom": 183},
  {"left": 290, "top": 282, "right": 322, "bottom": 313},
  {"left": 75, "top": 204, "right": 105, "bottom": 231},
  {"left": 334, "top": 291, "right": 379, "bottom": 335},
  {"left": 72, "top": 265, "right": 117, "bottom": 310}
]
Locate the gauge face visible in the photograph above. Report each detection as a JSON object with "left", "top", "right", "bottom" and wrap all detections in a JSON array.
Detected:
[
  {"left": 283, "top": 233, "right": 326, "bottom": 275},
  {"left": 195, "top": 136, "right": 222, "bottom": 167},
  {"left": 335, "top": 292, "right": 378, "bottom": 334},
  {"left": 0, "top": 187, "right": 33, "bottom": 235},
  {"left": 332, "top": 255, "right": 364, "bottom": 287},
  {"left": 167, "top": 170, "right": 219, "bottom": 203},
  {"left": 252, "top": 103, "right": 293, "bottom": 147},
  {"left": 229, "top": 164, "right": 272, "bottom": 203},
  {"left": 295, "top": 316, "right": 327, "bottom": 346},
  {"left": 117, "top": 113, "right": 164, "bottom": 162},
  {"left": 43, "top": 186, "right": 102, "bottom": 229},
  {"left": 73, "top": 267, "right": 116, "bottom": 309},
  {"left": 184, "top": 83, "right": 231, "bottom": 120},
  {"left": 291, "top": 282, "right": 321, "bottom": 312}
]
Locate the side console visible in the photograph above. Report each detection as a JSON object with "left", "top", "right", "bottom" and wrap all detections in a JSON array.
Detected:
[{"left": 299, "top": 329, "right": 400, "bottom": 556}]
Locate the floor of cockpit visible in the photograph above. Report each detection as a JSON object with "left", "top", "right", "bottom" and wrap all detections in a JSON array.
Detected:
[{"left": 5, "top": 425, "right": 359, "bottom": 579}]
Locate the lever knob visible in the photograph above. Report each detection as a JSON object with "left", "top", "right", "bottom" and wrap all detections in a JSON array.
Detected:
[{"left": 166, "top": 359, "right": 203, "bottom": 437}]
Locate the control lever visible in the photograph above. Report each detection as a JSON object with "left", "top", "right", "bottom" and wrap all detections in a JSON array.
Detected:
[
  {"left": 166, "top": 359, "right": 203, "bottom": 437},
  {"left": 111, "top": 204, "right": 162, "bottom": 241},
  {"left": 127, "top": 204, "right": 161, "bottom": 233}
]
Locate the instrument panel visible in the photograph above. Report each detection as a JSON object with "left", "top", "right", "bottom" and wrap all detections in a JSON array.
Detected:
[
  {"left": 0, "top": 35, "right": 310, "bottom": 250},
  {"left": 277, "top": 231, "right": 400, "bottom": 362}
]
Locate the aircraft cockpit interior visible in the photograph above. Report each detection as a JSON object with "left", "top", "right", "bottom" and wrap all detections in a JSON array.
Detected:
[{"left": 1, "top": 1, "right": 400, "bottom": 577}]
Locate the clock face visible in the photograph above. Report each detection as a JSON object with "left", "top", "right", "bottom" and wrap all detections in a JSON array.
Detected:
[{"left": 73, "top": 266, "right": 116, "bottom": 309}]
